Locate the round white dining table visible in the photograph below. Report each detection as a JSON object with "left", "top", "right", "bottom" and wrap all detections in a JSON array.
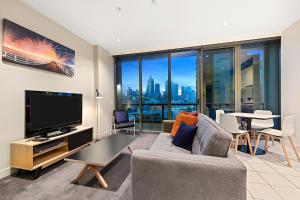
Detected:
[{"left": 228, "top": 112, "right": 280, "bottom": 155}]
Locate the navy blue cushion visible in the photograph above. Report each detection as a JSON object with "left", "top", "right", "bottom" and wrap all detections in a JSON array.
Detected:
[
  {"left": 115, "top": 111, "right": 129, "bottom": 123},
  {"left": 172, "top": 122, "right": 198, "bottom": 151}
]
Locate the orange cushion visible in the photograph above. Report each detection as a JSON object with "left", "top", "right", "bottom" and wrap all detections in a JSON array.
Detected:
[
  {"left": 171, "top": 113, "right": 198, "bottom": 137},
  {"left": 181, "top": 111, "right": 198, "bottom": 117}
]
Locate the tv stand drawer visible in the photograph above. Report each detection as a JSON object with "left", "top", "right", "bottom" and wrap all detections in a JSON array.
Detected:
[{"left": 68, "top": 128, "right": 93, "bottom": 151}]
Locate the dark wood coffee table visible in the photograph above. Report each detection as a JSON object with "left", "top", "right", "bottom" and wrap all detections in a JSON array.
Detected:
[{"left": 65, "top": 134, "right": 136, "bottom": 188}]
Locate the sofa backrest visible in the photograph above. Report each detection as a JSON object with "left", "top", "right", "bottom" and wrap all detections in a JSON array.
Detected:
[{"left": 192, "top": 114, "right": 233, "bottom": 157}]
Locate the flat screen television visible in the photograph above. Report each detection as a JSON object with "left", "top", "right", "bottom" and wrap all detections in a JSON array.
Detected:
[{"left": 25, "top": 90, "right": 82, "bottom": 138}]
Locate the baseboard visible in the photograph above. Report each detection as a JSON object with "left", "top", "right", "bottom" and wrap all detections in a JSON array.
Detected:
[{"left": 0, "top": 167, "right": 12, "bottom": 180}]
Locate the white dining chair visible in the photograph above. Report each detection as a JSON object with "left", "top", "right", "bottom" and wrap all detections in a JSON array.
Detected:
[
  {"left": 215, "top": 109, "right": 225, "bottom": 124},
  {"left": 251, "top": 110, "right": 275, "bottom": 144},
  {"left": 254, "top": 116, "right": 299, "bottom": 167},
  {"left": 251, "top": 110, "right": 274, "bottom": 129},
  {"left": 219, "top": 114, "right": 253, "bottom": 155}
]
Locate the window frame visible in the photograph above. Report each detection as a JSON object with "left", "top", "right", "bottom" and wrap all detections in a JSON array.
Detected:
[{"left": 114, "top": 37, "right": 281, "bottom": 130}]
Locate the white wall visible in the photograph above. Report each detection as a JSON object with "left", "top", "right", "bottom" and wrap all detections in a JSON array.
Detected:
[
  {"left": 94, "top": 46, "right": 115, "bottom": 138},
  {"left": 0, "top": 0, "right": 114, "bottom": 179},
  {"left": 281, "top": 19, "right": 300, "bottom": 146}
]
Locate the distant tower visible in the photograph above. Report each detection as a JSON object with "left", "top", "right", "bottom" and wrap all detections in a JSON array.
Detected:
[
  {"left": 165, "top": 81, "right": 168, "bottom": 96},
  {"left": 181, "top": 86, "right": 192, "bottom": 102},
  {"left": 154, "top": 83, "right": 161, "bottom": 99},
  {"left": 146, "top": 75, "right": 154, "bottom": 97},
  {"left": 165, "top": 81, "right": 178, "bottom": 101},
  {"left": 171, "top": 82, "right": 179, "bottom": 101},
  {"left": 181, "top": 86, "right": 186, "bottom": 97}
]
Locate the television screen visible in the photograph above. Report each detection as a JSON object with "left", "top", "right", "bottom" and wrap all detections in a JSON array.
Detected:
[{"left": 25, "top": 90, "right": 82, "bottom": 138}]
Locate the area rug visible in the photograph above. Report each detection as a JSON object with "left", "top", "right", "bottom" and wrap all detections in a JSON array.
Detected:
[
  {"left": 75, "top": 153, "right": 130, "bottom": 191},
  {"left": 1, "top": 132, "right": 158, "bottom": 200},
  {"left": 73, "top": 132, "right": 158, "bottom": 191}
]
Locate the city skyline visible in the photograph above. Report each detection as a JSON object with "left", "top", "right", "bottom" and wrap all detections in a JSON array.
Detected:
[
  {"left": 121, "top": 54, "right": 197, "bottom": 95},
  {"left": 123, "top": 75, "right": 196, "bottom": 104}
]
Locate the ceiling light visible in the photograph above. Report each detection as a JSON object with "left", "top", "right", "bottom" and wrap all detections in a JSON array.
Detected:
[
  {"left": 153, "top": 0, "right": 160, "bottom": 5},
  {"left": 223, "top": 21, "right": 228, "bottom": 27},
  {"left": 116, "top": 38, "right": 121, "bottom": 42}
]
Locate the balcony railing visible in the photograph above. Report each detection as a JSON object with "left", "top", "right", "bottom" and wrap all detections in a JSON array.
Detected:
[
  {"left": 123, "top": 103, "right": 197, "bottom": 122},
  {"left": 124, "top": 102, "right": 265, "bottom": 123}
]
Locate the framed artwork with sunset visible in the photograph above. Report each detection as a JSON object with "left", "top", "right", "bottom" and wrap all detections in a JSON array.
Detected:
[{"left": 2, "top": 19, "right": 75, "bottom": 77}]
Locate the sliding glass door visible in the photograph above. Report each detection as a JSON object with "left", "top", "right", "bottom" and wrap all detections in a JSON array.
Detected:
[
  {"left": 240, "top": 41, "right": 280, "bottom": 126},
  {"left": 203, "top": 48, "right": 235, "bottom": 119}
]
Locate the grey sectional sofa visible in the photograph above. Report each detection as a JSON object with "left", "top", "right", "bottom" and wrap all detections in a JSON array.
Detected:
[{"left": 131, "top": 113, "right": 247, "bottom": 200}]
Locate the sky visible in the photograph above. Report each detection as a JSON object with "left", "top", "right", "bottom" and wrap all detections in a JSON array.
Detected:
[{"left": 121, "top": 54, "right": 197, "bottom": 94}]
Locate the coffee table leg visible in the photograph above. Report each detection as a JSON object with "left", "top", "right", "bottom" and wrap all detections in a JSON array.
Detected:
[
  {"left": 128, "top": 146, "right": 133, "bottom": 153},
  {"left": 90, "top": 165, "right": 108, "bottom": 188},
  {"left": 72, "top": 164, "right": 90, "bottom": 184}
]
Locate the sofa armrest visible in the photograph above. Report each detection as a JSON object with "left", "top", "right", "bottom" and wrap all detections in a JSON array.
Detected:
[
  {"left": 162, "top": 120, "right": 175, "bottom": 133},
  {"left": 131, "top": 150, "right": 247, "bottom": 200}
]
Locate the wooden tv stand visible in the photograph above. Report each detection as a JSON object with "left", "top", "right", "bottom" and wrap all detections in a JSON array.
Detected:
[{"left": 11, "top": 126, "right": 93, "bottom": 177}]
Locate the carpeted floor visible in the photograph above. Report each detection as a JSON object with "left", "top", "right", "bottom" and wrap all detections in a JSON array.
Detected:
[{"left": 0, "top": 132, "right": 158, "bottom": 200}]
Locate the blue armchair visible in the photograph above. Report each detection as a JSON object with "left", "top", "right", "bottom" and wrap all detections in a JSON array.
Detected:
[{"left": 112, "top": 110, "right": 136, "bottom": 135}]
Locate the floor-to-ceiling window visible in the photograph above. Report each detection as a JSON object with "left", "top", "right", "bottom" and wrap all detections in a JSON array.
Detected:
[
  {"left": 116, "top": 57, "right": 140, "bottom": 124},
  {"left": 141, "top": 54, "right": 168, "bottom": 130},
  {"left": 203, "top": 48, "right": 235, "bottom": 119},
  {"left": 115, "top": 38, "right": 280, "bottom": 131},
  {"left": 170, "top": 51, "right": 198, "bottom": 119},
  {"left": 240, "top": 41, "right": 280, "bottom": 127}
]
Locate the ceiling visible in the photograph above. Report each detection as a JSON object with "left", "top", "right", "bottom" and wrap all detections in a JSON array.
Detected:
[{"left": 21, "top": 0, "right": 300, "bottom": 55}]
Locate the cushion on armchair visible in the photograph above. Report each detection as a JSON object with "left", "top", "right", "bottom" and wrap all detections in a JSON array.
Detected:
[{"left": 115, "top": 110, "right": 129, "bottom": 124}]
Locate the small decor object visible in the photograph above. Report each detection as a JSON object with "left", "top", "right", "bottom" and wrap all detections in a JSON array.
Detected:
[
  {"left": 2, "top": 19, "right": 75, "bottom": 76},
  {"left": 172, "top": 122, "right": 198, "bottom": 151},
  {"left": 171, "top": 112, "right": 198, "bottom": 137}
]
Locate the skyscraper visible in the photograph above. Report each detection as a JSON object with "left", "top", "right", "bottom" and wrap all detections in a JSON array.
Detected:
[
  {"left": 154, "top": 83, "right": 161, "bottom": 99},
  {"left": 166, "top": 81, "right": 179, "bottom": 101},
  {"left": 146, "top": 75, "right": 154, "bottom": 97},
  {"left": 181, "top": 86, "right": 191, "bottom": 97},
  {"left": 171, "top": 82, "right": 179, "bottom": 101}
]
